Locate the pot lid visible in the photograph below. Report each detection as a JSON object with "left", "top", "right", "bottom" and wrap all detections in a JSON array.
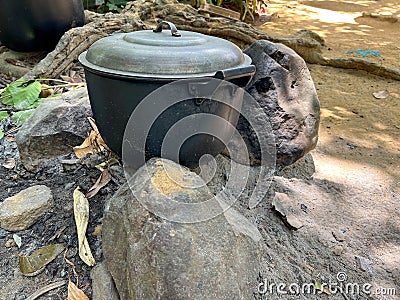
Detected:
[{"left": 79, "top": 21, "right": 252, "bottom": 79}]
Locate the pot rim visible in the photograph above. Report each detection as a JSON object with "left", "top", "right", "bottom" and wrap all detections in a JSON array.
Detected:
[{"left": 78, "top": 51, "right": 253, "bottom": 80}]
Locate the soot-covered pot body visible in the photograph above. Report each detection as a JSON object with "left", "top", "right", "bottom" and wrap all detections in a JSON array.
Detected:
[
  {"left": 79, "top": 21, "right": 255, "bottom": 167},
  {"left": 0, "top": 0, "right": 85, "bottom": 51}
]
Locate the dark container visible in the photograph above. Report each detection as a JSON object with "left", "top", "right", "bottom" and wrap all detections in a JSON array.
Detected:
[
  {"left": 79, "top": 21, "right": 255, "bottom": 167},
  {"left": 0, "top": 0, "right": 85, "bottom": 52}
]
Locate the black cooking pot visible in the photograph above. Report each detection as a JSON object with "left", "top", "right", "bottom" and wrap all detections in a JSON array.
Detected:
[
  {"left": 0, "top": 0, "right": 85, "bottom": 52},
  {"left": 79, "top": 21, "right": 255, "bottom": 167}
]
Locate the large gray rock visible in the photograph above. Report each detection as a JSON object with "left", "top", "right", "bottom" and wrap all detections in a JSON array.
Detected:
[
  {"left": 91, "top": 263, "right": 120, "bottom": 300},
  {"left": 102, "top": 158, "right": 263, "bottom": 300},
  {"left": 16, "top": 87, "right": 92, "bottom": 171},
  {"left": 0, "top": 185, "right": 53, "bottom": 231},
  {"left": 237, "top": 40, "right": 320, "bottom": 168}
]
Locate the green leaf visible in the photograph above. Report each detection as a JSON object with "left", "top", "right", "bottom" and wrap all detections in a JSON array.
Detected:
[
  {"left": 30, "top": 98, "right": 45, "bottom": 108},
  {"left": 313, "top": 279, "right": 331, "bottom": 295},
  {"left": 107, "top": 3, "right": 119, "bottom": 10},
  {"left": 12, "top": 109, "right": 35, "bottom": 127},
  {"left": 0, "top": 128, "right": 4, "bottom": 140},
  {"left": 19, "top": 244, "right": 65, "bottom": 275},
  {"left": 252, "top": 0, "right": 257, "bottom": 13},
  {"left": 1, "top": 79, "right": 41, "bottom": 109},
  {"left": 0, "top": 111, "right": 9, "bottom": 121}
]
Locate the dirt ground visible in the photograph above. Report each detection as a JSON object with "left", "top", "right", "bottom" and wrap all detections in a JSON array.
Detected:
[
  {"left": 0, "top": 0, "right": 399, "bottom": 299},
  {"left": 257, "top": 0, "right": 400, "bottom": 298}
]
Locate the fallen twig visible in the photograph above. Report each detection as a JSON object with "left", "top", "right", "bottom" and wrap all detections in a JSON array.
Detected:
[{"left": 25, "top": 281, "right": 66, "bottom": 300}]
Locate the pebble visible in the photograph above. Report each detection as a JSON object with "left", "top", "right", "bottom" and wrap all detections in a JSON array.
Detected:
[
  {"left": 4, "top": 238, "right": 16, "bottom": 248},
  {"left": 60, "top": 268, "right": 67, "bottom": 277},
  {"left": 0, "top": 185, "right": 53, "bottom": 231},
  {"left": 333, "top": 245, "right": 344, "bottom": 256},
  {"left": 355, "top": 256, "right": 374, "bottom": 274}
]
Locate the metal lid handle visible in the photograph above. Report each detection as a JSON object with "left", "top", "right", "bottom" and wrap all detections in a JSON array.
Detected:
[{"left": 153, "top": 21, "right": 181, "bottom": 37}]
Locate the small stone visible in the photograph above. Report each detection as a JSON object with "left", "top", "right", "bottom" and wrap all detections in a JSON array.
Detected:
[
  {"left": 60, "top": 268, "right": 67, "bottom": 277},
  {"left": 272, "top": 192, "right": 304, "bottom": 230},
  {"left": 0, "top": 185, "right": 53, "bottom": 232},
  {"left": 4, "top": 238, "right": 16, "bottom": 248},
  {"left": 355, "top": 256, "right": 374, "bottom": 274},
  {"left": 286, "top": 215, "right": 304, "bottom": 230},
  {"left": 333, "top": 245, "right": 344, "bottom": 256}
]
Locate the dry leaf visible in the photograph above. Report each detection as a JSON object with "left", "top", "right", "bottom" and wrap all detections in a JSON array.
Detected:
[
  {"left": 2, "top": 158, "right": 16, "bottom": 169},
  {"left": 61, "top": 71, "right": 85, "bottom": 84},
  {"left": 73, "top": 131, "right": 97, "bottom": 158},
  {"left": 86, "top": 169, "right": 111, "bottom": 199},
  {"left": 6, "top": 135, "right": 16, "bottom": 142},
  {"left": 73, "top": 187, "right": 96, "bottom": 266},
  {"left": 372, "top": 90, "right": 389, "bottom": 99},
  {"left": 68, "top": 280, "right": 89, "bottom": 300},
  {"left": 73, "top": 118, "right": 109, "bottom": 159},
  {"left": 26, "top": 281, "right": 66, "bottom": 300},
  {"left": 60, "top": 75, "right": 74, "bottom": 83},
  {"left": 73, "top": 130, "right": 108, "bottom": 158},
  {"left": 39, "top": 84, "right": 54, "bottom": 98},
  {"left": 19, "top": 244, "right": 65, "bottom": 276},
  {"left": 87, "top": 117, "right": 98, "bottom": 131},
  {"left": 92, "top": 225, "right": 102, "bottom": 237},
  {"left": 95, "top": 158, "right": 119, "bottom": 172}
]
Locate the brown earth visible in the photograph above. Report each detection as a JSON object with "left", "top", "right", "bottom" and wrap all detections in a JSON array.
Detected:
[{"left": 257, "top": 0, "right": 400, "bottom": 298}]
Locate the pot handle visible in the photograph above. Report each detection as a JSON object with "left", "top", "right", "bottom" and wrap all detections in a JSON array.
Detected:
[
  {"left": 153, "top": 21, "right": 181, "bottom": 37},
  {"left": 214, "top": 65, "right": 255, "bottom": 81},
  {"left": 214, "top": 65, "right": 256, "bottom": 87}
]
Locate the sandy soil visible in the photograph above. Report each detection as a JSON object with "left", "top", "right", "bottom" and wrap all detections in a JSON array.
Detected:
[
  {"left": 260, "top": 0, "right": 400, "bottom": 71},
  {"left": 257, "top": 0, "right": 400, "bottom": 298}
]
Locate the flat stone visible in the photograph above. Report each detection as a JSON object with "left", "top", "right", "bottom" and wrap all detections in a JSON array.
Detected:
[
  {"left": 355, "top": 256, "right": 375, "bottom": 274},
  {"left": 272, "top": 192, "right": 304, "bottom": 230},
  {"left": 0, "top": 185, "right": 53, "bottom": 231},
  {"left": 16, "top": 87, "right": 92, "bottom": 171},
  {"left": 102, "top": 158, "right": 262, "bottom": 300}
]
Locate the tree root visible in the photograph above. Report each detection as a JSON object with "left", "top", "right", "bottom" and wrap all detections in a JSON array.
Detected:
[{"left": 24, "top": 0, "right": 400, "bottom": 81}]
